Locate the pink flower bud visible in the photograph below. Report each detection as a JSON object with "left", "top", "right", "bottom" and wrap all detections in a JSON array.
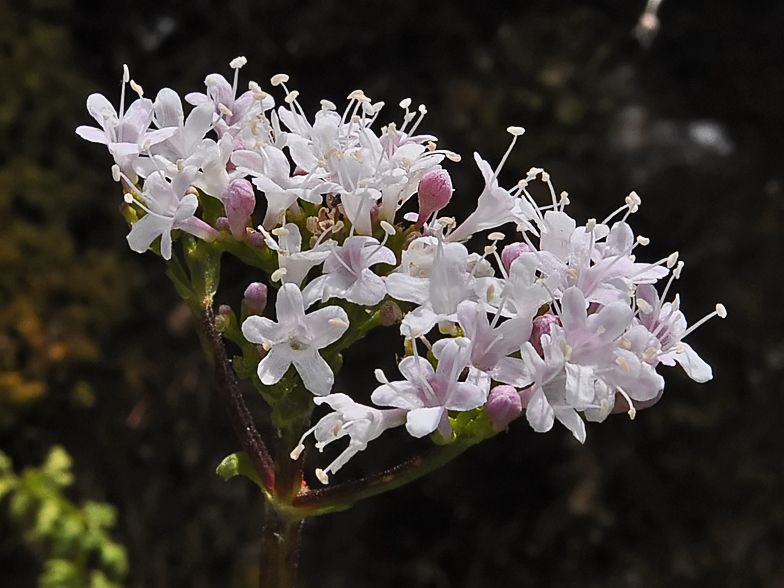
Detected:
[
  {"left": 215, "top": 217, "right": 231, "bottom": 232},
  {"left": 415, "top": 168, "right": 453, "bottom": 229},
  {"left": 220, "top": 178, "right": 256, "bottom": 239},
  {"left": 485, "top": 385, "right": 523, "bottom": 432},
  {"left": 243, "top": 282, "right": 268, "bottom": 315},
  {"left": 501, "top": 242, "right": 533, "bottom": 272},
  {"left": 249, "top": 231, "right": 266, "bottom": 249},
  {"left": 530, "top": 313, "right": 560, "bottom": 356}
]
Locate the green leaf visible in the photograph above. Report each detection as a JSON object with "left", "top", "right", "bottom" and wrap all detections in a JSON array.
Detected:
[
  {"left": 42, "top": 446, "right": 74, "bottom": 488},
  {"left": 39, "top": 559, "right": 80, "bottom": 588},
  {"left": 215, "top": 452, "right": 263, "bottom": 489}
]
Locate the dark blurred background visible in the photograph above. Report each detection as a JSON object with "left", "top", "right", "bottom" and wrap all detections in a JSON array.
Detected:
[{"left": 0, "top": 0, "right": 781, "bottom": 586}]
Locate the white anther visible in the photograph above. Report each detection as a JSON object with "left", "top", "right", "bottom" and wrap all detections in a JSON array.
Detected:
[
  {"left": 625, "top": 191, "right": 641, "bottom": 212},
  {"left": 675, "top": 344, "right": 686, "bottom": 354},
  {"left": 426, "top": 141, "right": 437, "bottom": 151},
  {"left": 271, "top": 227, "right": 290, "bottom": 236},
  {"left": 619, "top": 337, "right": 632, "bottom": 350},
  {"left": 270, "top": 268, "right": 287, "bottom": 282},
  {"left": 716, "top": 303, "right": 727, "bottom": 318},
  {"left": 484, "top": 245, "right": 496, "bottom": 255},
  {"left": 437, "top": 217, "right": 456, "bottom": 228},
  {"left": 270, "top": 73, "right": 290, "bottom": 86},
  {"left": 541, "top": 171, "right": 550, "bottom": 183},
  {"left": 445, "top": 151, "right": 462, "bottom": 162},
  {"left": 586, "top": 219, "right": 597, "bottom": 232},
  {"left": 567, "top": 268, "right": 579, "bottom": 280},
  {"left": 361, "top": 101, "right": 375, "bottom": 116},
  {"left": 372, "top": 101, "right": 385, "bottom": 114},
  {"left": 290, "top": 444, "right": 305, "bottom": 460},
  {"left": 636, "top": 235, "right": 650, "bottom": 246},
  {"left": 123, "top": 192, "right": 134, "bottom": 204},
  {"left": 636, "top": 298, "right": 654, "bottom": 315},
  {"left": 319, "top": 99, "right": 336, "bottom": 111},
  {"left": 559, "top": 191, "right": 570, "bottom": 205},
  {"left": 666, "top": 252, "right": 679, "bottom": 268},
  {"left": 262, "top": 341, "right": 273, "bottom": 351},
  {"left": 218, "top": 103, "right": 233, "bottom": 117},
  {"left": 599, "top": 399, "right": 610, "bottom": 419},
  {"left": 122, "top": 64, "right": 130, "bottom": 83},
  {"left": 111, "top": 165, "right": 121, "bottom": 183},
  {"left": 374, "top": 369, "right": 389, "bottom": 384},
  {"left": 399, "top": 98, "right": 411, "bottom": 109},
  {"left": 488, "top": 231, "right": 505, "bottom": 241},
  {"left": 616, "top": 356, "right": 630, "bottom": 372},
  {"left": 285, "top": 91, "right": 299, "bottom": 104},
  {"left": 351, "top": 114, "right": 360, "bottom": 123},
  {"left": 642, "top": 347, "right": 658, "bottom": 362},
  {"left": 347, "top": 89, "right": 370, "bottom": 102},
  {"left": 129, "top": 80, "right": 144, "bottom": 97},
  {"left": 185, "top": 186, "right": 198, "bottom": 196},
  {"left": 315, "top": 468, "right": 329, "bottom": 485},
  {"left": 249, "top": 81, "right": 263, "bottom": 93},
  {"left": 596, "top": 325, "right": 606, "bottom": 335},
  {"left": 418, "top": 104, "right": 427, "bottom": 114},
  {"left": 507, "top": 126, "right": 526, "bottom": 136},
  {"left": 230, "top": 56, "right": 247, "bottom": 69},
  {"left": 350, "top": 150, "right": 364, "bottom": 162},
  {"left": 328, "top": 318, "right": 349, "bottom": 329},
  {"left": 380, "top": 220, "right": 396, "bottom": 235},
  {"left": 486, "top": 284, "right": 495, "bottom": 301},
  {"left": 673, "top": 261, "right": 684, "bottom": 279}
]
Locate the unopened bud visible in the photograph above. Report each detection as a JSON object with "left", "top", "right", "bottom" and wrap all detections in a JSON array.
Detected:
[
  {"left": 215, "top": 217, "right": 231, "bottom": 232},
  {"left": 501, "top": 242, "right": 533, "bottom": 272},
  {"left": 249, "top": 231, "right": 266, "bottom": 249},
  {"left": 485, "top": 385, "right": 523, "bottom": 432},
  {"left": 221, "top": 178, "right": 256, "bottom": 239},
  {"left": 415, "top": 168, "right": 453, "bottom": 229},
  {"left": 215, "top": 305, "right": 233, "bottom": 333},
  {"left": 243, "top": 282, "right": 268, "bottom": 315},
  {"left": 379, "top": 300, "right": 403, "bottom": 326},
  {"left": 530, "top": 313, "right": 560, "bottom": 356}
]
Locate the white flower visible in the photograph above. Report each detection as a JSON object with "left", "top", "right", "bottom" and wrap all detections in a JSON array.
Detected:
[
  {"left": 386, "top": 241, "right": 475, "bottom": 337},
  {"left": 302, "top": 236, "right": 396, "bottom": 308},
  {"left": 372, "top": 338, "right": 490, "bottom": 439},
  {"left": 258, "top": 223, "right": 332, "bottom": 287},
  {"left": 448, "top": 152, "right": 536, "bottom": 242},
  {"left": 292, "top": 393, "right": 406, "bottom": 483},
  {"left": 241, "top": 283, "right": 349, "bottom": 395},
  {"left": 125, "top": 166, "right": 217, "bottom": 260}
]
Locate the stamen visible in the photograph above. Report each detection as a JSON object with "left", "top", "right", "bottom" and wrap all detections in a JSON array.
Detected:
[
  {"left": 329, "top": 318, "right": 349, "bottom": 329},
  {"left": 315, "top": 468, "right": 329, "bottom": 484},
  {"left": 285, "top": 91, "right": 300, "bottom": 104},
  {"left": 290, "top": 443, "right": 305, "bottom": 460},
  {"left": 270, "top": 73, "right": 290, "bottom": 86},
  {"left": 111, "top": 165, "right": 121, "bottom": 183},
  {"left": 380, "top": 220, "right": 396, "bottom": 235},
  {"left": 130, "top": 80, "right": 144, "bottom": 97},
  {"left": 270, "top": 268, "right": 287, "bottom": 282}
]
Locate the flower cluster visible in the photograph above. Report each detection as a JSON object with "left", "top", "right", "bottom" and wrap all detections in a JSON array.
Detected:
[{"left": 79, "top": 58, "right": 725, "bottom": 484}]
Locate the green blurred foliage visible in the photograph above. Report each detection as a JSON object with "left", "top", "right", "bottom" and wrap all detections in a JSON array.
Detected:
[
  {"left": 0, "top": 446, "right": 128, "bottom": 588},
  {"left": 0, "top": 0, "right": 135, "bottom": 424}
]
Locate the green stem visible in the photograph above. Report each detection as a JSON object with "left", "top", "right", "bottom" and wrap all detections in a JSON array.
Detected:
[
  {"left": 288, "top": 435, "right": 481, "bottom": 518},
  {"left": 259, "top": 503, "right": 304, "bottom": 588}
]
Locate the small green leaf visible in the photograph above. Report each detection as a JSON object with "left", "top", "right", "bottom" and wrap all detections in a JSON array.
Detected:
[{"left": 215, "top": 452, "right": 263, "bottom": 489}]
